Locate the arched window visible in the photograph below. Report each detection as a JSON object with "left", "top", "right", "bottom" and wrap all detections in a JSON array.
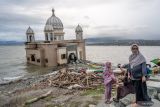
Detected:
[
  {"left": 50, "top": 33, "right": 53, "bottom": 40},
  {"left": 46, "top": 33, "right": 48, "bottom": 41},
  {"left": 29, "top": 35, "right": 32, "bottom": 42},
  {"left": 31, "top": 54, "right": 35, "bottom": 61}
]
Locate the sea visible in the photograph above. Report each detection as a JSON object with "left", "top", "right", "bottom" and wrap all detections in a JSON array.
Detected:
[{"left": 0, "top": 45, "right": 159, "bottom": 83}]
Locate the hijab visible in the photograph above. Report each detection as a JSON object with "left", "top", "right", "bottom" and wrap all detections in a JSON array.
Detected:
[
  {"left": 104, "top": 62, "right": 112, "bottom": 73},
  {"left": 129, "top": 44, "right": 146, "bottom": 68}
]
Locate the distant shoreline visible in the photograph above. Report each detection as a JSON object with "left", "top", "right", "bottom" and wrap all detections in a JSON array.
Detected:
[
  {"left": 0, "top": 44, "right": 160, "bottom": 46},
  {"left": 86, "top": 44, "right": 160, "bottom": 46},
  {"left": 0, "top": 44, "right": 24, "bottom": 46}
]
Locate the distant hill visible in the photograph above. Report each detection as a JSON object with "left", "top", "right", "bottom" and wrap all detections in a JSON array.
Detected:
[
  {"left": 86, "top": 37, "right": 160, "bottom": 46},
  {"left": 1, "top": 38, "right": 160, "bottom": 46},
  {"left": 0, "top": 41, "right": 24, "bottom": 45}
]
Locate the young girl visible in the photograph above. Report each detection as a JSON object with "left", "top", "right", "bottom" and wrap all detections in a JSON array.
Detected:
[{"left": 103, "top": 62, "right": 117, "bottom": 104}]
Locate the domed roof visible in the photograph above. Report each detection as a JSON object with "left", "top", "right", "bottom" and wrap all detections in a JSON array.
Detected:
[
  {"left": 26, "top": 26, "right": 34, "bottom": 34},
  {"left": 75, "top": 25, "right": 83, "bottom": 32},
  {"left": 45, "top": 8, "right": 63, "bottom": 29},
  {"left": 44, "top": 25, "right": 54, "bottom": 32}
]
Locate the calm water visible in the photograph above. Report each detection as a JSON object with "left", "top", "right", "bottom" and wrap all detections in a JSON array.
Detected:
[{"left": 0, "top": 45, "right": 159, "bottom": 82}]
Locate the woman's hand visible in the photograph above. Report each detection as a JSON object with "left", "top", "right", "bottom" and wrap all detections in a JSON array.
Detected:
[
  {"left": 142, "top": 76, "right": 146, "bottom": 82},
  {"left": 128, "top": 72, "right": 131, "bottom": 79}
]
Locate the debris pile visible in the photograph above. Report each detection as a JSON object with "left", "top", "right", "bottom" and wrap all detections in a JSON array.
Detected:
[
  {"left": 32, "top": 68, "right": 103, "bottom": 90},
  {"left": 51, "top": 68, "right": 103, "bottom": 89}
]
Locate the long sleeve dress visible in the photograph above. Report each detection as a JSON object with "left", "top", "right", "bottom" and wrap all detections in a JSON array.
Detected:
[{"left": 129, "top": 62, "right": 151, "bottom": 102}]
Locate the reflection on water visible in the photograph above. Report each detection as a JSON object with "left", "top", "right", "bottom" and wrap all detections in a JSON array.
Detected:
[{"left": 0, "top": 45, "right": 160, "bottom": 80}]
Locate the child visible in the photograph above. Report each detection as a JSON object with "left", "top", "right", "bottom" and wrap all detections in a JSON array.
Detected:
[{"left": 103, "top": 62, "right": 117, "bottom": 104}]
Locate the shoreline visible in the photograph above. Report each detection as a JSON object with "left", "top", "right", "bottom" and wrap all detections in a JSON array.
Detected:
[
  {"left": 0, "top": 61, "right": 104, "bottom": 106},
  {"left": 0, "top": 62, "right": 160, "bottom": 107}
]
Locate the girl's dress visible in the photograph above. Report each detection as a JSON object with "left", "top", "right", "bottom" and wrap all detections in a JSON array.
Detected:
[{"left": 103, "top": 62, "right": 116, "bottom": 101}]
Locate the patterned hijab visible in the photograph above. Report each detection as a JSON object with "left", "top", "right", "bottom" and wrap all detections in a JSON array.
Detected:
[{"left": 129, "top": 44, "right": 146, "bottom": 68}]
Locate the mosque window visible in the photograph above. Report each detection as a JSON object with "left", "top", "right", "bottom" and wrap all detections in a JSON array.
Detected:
[
  {"left": 61, "top": 54, "right": 66, "bottom": 59},
  {"left": 50, "top": 33, "right": 53, "bottom": 40},
  {"left": 54, "top": 36, "right": 56, "bottom": 40},
  {"left": 29, "top": 36, "right": 32, "bottom": 42},
  {"left": 37, "top": 59, "right": 40, "bottom": 63},
  {"left": 31, "top": 54, "right": 35, "bottom": 61},
  {"left": 46, "top": 33, "right": 48, "bottom": 41},
  {"left": 27, "top": 57, "right": 30, "bottom": 61},
  {"left": 45, "top": 59, "right": 48, "bottom": 63}
]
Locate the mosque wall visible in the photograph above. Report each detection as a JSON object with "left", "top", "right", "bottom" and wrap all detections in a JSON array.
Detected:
[
  {"left": 25, "top": 9, "right": 85, "bottom": 67},
  {"left": 40, "top": 44, "right": 58, "bottom": 67},
  {"left": 26, "top": 49, "right": 41, "bottom": 66},
  {"left": 57, "top": 47, "right": 67, "bottom": 65}
]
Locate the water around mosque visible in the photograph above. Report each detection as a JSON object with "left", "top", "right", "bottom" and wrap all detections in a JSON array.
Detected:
[{"left": 0, "top": 45, "right": 160, "bottom": 83}]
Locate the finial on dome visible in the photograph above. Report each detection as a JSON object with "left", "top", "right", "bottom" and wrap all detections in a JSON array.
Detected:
[{"left": 52, "top": 8, "right": 55, "bottom": 16}]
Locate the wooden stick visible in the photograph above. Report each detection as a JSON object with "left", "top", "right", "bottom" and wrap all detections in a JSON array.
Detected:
[{"left": 25, "top": 90, "right": 52, "bottom": 105}]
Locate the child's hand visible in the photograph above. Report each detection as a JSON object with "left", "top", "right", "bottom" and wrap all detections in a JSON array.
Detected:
[{"left": 118, "top": 82, "right": 123, "bottom": 86}]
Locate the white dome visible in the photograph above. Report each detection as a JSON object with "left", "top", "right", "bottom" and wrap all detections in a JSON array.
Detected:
[
  {"left": 44, "top": 25, "right": 54, "bottom": 32},
  {"left": 45, "top": 9, "right": 63, "bottom": 29},
  {"left": 75, "top": 25, "right": 83, "bottom": 32},
  {"left": 26, "top": 26, "right": 34, "bottom": 34}
]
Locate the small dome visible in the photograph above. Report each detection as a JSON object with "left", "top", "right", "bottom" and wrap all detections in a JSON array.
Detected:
[
  {"left": 45, "top": 8, "right": 63, "bottom": 29},
  {"left": 44, "top": 25, "right": 54, "bottom": 32},
  {"left": 75, "top": 25, "right": 83, "bottom": 32},
  {"left": 26, "top": 26, "right": 34, "bottom": 34}
]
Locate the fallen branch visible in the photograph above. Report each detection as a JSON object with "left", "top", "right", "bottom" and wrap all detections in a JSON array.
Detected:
[{"left": 25, "top": 90, "right": 52, "bottom": 105}]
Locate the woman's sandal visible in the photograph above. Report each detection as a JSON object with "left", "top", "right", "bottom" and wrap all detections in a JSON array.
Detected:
[
  {"left": 105, "top": 100, "right": 112, "bottom": 104},
  {"left": 113, "top": 98, "right": 119, "bottom": 102}
]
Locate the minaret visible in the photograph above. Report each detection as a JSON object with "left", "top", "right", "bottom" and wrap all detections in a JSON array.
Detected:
[
  {"left": 75, "top": 24, "right": 83, "bottom": 40},
  {"left": 26, "top": 26, "right": 35, "bottom": 42}
]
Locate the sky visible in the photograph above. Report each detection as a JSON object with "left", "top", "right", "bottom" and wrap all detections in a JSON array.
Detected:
[{"left": 0, "top": 0, "right": 160, "bottom": 41}]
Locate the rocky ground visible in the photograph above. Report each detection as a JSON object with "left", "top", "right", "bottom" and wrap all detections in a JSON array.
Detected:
[
  {"left": 0, "top": 63, "right": 105, "bottom": 107},
  {"left": 0, "top": 74, "right": 105, "bottom": 107},
  {"left": 0, "top": 63, "right": 160, "bottom": 107}
]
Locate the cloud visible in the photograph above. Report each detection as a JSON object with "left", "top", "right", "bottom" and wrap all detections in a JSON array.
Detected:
[{"left": 0, "top": 0, "right": 160, "bottom": 41}]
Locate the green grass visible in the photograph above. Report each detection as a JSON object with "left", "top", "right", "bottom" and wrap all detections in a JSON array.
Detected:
[
  {"left": 84, "top": 100, "right": 99, "bottom": 107},
  {"left": 80, "top": 85, "right": 104, "bottom": 96},
  {"left": 69, "top": 101, "right": 82, "bottom": 107},
  {"left": 44, "top": 95, "right": 55, "bottom": 101},
  {"left": 45, "top": 104, "right": 63, "bottom": 107}
]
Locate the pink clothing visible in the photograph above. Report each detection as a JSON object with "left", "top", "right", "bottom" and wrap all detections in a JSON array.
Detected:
[
  {"left": 104, "top": 73, "right": 116, "bottom": 85},
  {"left": 103, "top": 62, "right": 116, "bottom": 101},
  {"left": 103, "top": 62, "right": 116, "bottom": 85},
  {"left": 105, "top": 82, "right": 112, "bottom": 100}
]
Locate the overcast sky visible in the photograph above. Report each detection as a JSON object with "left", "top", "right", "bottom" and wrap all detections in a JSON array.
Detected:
[{"left": 0, "top": 0, "right": 160, "bottom": 41}]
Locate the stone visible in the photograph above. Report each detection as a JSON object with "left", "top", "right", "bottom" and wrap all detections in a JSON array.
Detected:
[
  {"left": 127, "top": 99, "right": 160, "bottom": 107},
  {"left": 147, "top": 81, "right": 160, "bottom": 93},
  {"left": 119, "top": 94, "right": 136, "bottom": 107},
  {"left": 89, "top": 104, "right": 96, "bottom": 107},
  {"left": 147, "top": 87, "right": 157, "bottom": 99},
  {"left": 149, "top": 75, "right": 160, "bottom": 82},
  {"left": 158, "top": 93, "right": 160, "bottom": 101}
]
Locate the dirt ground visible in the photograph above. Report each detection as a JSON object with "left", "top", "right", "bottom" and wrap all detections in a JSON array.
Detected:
[{"left": 0, "top": 71, "right": 105, "bottom": 107}]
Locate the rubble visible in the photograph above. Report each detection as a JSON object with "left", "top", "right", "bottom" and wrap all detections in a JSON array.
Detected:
[{"left": 32, "top": 68, "right": 103, "bottom": 90}]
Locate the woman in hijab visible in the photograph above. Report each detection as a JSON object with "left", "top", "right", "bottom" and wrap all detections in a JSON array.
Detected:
[{"left": 129, "top": 44, "right": 152, "bottom": 106}]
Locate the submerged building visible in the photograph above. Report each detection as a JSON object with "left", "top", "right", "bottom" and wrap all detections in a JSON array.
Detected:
[{"left": 25, "top": 9, "right": 86, "bottom": 67}]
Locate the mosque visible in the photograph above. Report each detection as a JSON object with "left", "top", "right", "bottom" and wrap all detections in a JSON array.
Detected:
[{"left": 25, "top": 8, "right": 86, "bottom": 67}]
